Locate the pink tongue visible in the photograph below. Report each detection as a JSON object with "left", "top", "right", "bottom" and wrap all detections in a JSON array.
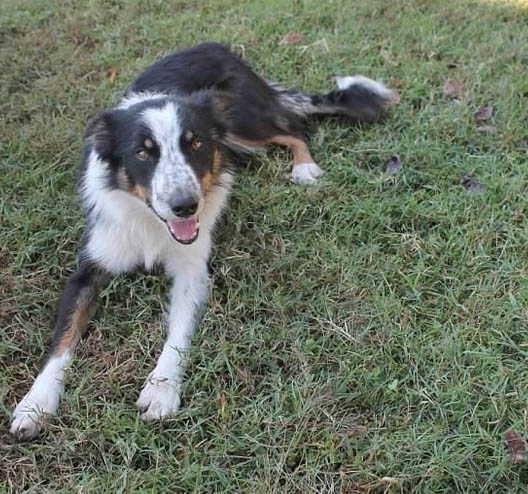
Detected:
[{"left": 169, "top": 218, "right": 198, "bottom": 241}]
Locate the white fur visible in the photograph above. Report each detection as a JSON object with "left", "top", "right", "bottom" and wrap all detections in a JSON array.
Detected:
[
  {"left": 83, "top": 143, "right": 233, "bottom": 419},
  {"left": 117, "top": 91, "right": 167, "bottom": 110},
  {"left": 82, "top": 150, "right": 171, "bottom": 272},
  {"left": 134, "top": 179, "right": 232, "bottom": 420},
  {"left": 291, "top": 162, "right": 324, "bottom": 185},
  {"left": 10, "top": 351, "right": 72, "bottom": 440},
  {"left": 137, "top": 257, "right": 209, "bottom": 420},
  {"left": 335, "top": 75, "right": 394, "bottom": 100}
]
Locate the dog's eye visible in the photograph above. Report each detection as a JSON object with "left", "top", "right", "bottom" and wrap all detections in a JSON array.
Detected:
[
  {"left": 136, "top": 149, "right": 149, "bottom": 160},
  {"left": 191, "top": 139, "right": 203, "bottom": 151}
]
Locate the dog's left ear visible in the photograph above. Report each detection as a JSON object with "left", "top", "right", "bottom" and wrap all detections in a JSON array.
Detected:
[{"left": 84, "top": 110, "right": 117, "bottom": 160}]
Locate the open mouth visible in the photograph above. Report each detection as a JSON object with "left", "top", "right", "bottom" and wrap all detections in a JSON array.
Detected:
[{"left": 167, "top": 217, "right": 200, "bottom": 245}]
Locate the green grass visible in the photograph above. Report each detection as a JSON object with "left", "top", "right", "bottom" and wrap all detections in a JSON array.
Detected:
[{"left": 2, "top": 0, "right": 528, "bottom": 491}]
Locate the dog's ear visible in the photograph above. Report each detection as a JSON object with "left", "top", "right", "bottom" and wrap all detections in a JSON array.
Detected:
[{"left": 84, "top": 111, "right": 116, "bottom": 160}]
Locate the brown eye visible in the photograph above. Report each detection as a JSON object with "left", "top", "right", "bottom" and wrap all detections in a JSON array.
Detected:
[
  {"left": 136, "top": 149, "right": 149, "bottom": 160},
  {"left": 191, "top": 139, "right": 203, "bottom": 151}
]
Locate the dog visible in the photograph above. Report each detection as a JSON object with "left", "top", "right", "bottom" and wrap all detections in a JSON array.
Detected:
[{"left": 10, "top": 42, "right": 398, "bottom": 440}]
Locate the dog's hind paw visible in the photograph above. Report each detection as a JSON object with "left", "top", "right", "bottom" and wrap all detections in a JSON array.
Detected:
[
  {"left": 291, "top": 162, "right": 324, "bottom": 185},
  {"left": 10, "top": 401, "right": 47, "bottom": 441},
  {"left": 136, "top": 375, "right": 182, "bottom": 421}
]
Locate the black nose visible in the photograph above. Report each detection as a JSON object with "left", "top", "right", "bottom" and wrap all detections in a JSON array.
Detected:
[{"left": 169, "top": 195, "right": 199, "bottom": 218}]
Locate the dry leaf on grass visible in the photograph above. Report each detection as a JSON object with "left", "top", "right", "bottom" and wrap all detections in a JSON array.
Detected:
[
  {"left": 475, "top": 104, "right": 494, "bottom": 121},
  {"left": 504, "top": 429, "right": 526, "bottom": 464},
  {"left": 389, "top": 76, "right": 405, "bottom": 88},
  {"left": 279, "top": 32, "right": 305, "bottom": 45},
  {"left": 461, "top": 174, "right": 487, "bottom": 194},
  {"left": 384, "top": 155, "right": 402, "bottom": 175},
  {"left": 443, "top": 79, "right": 464, "bottom": 99},
  {"left": 107, "top": 67, "right": 117, "bottom": 85}
]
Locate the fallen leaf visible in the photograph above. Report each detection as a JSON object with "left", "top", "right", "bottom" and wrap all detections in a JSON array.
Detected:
[
  {"left": 384, "top": 155, "right": 402, "bottom": 175},
  {"left": 461, "top": 175, "right": 487, "bottom": 194},
  {"left": 389, "top": 76, "right": 405, "bottom": 88},
  {"left": 504, "top": 429, "right": 526, "bottom": 464},
  {"left": 279, "top": 32, "right": 305, "bottom": 45},
  {"left": 477, "top": 125, "right": 496, "bottom": 134},
  {"left": 443, "top": 79, "right": 464, "bottom": 99},
  {"left": 475, "top": 104, "right": 493, "bottom": 121},
  {"left": 107, "top": 67, "right": 117, "bottom": 85}
]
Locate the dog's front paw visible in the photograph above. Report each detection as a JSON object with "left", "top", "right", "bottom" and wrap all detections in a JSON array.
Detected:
[
  {"left": 136, "top": 375, "right": 182, "bottom": 421},
  {"left": 10, "top": 393, "right": 58, "bottom": 441},
  {"left": 291, "top": 162, "right": 324, "bottom": 185}
]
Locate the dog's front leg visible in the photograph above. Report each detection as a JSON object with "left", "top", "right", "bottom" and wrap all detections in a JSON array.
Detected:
[
  {"left": 136, "top": 259, "right": 209, "bottom": 421},
  {"left": 10, "top": 260, "right": 110, "bottom": 440}
]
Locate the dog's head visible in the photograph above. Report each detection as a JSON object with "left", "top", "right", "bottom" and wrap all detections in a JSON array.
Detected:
[{"left": 85, "top": 92, "right": 227, "bottom": 244}]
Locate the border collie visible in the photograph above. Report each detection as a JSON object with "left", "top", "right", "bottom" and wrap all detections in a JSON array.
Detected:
[{"left": 10, "top": 42, "right": 398, "bottom": 440}]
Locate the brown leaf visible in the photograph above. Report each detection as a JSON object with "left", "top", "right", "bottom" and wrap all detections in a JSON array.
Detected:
[
  {"left": 279, "top": 32, "right": 305, "bottom": 45},
  {"left": 504, "top": 429, "right": 526, "bottom": 464},
  {"left": 475, "top": 104, "right": 493, "bottom": 121},
  {"left": 461, "top": 174, "right": 487, "bottom": 194},
  {"left": 443, "top": 79, "right": 464, "bottom": 99},
  {"left": 477, "top": 125, "right": 496, "bottom": 134},
  {"left": 384, "top": 155, "right": 402, "bottom": 175},
  {"left": 107, "top": 67, "right": 117, "bottom": 85},
  {"left": 389, "top": 76, "right": 405, "bottom": 89}
]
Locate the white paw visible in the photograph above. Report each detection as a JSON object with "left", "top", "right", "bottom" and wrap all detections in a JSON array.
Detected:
[
  {"left": 10, "top": 392, "right": 59, "bottom": 441},
  {"left": 291, "top": 162, "right": 324, "bottom": 185},
  {"left": 136, "top": 375, "right": 182, "bottom": 421}
]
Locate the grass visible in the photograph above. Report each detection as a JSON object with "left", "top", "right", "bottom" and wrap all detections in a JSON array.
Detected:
[{"left": 1, "top": 0, "right": 528, "bottom": 491}]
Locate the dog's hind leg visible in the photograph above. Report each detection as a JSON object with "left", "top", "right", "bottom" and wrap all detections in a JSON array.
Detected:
[
  {"left": 223, "top": 133, "right": 324, "bottom": 185},
  {"left": 269, "top": 135, "right": 324, "bottom": 185},
  {"left": 10, "top": 261, "right": 110, "bottom": 441}
]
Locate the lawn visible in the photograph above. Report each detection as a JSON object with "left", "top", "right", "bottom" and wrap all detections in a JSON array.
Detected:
[{"left": 1, "top": 0, "right": 528, "bottom": 492}]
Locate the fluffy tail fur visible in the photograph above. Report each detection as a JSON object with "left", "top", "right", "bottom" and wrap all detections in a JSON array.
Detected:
[{"left": 272, "top": 75, "right": 399, "bottom": 122}]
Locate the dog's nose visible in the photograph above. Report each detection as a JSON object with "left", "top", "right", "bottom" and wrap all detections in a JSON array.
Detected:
[{"left": 169, "top": 195, "right": 199, "bottom": 218}]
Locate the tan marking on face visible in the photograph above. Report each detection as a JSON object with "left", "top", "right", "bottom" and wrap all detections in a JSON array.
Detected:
[
  {"left": 129, "top": 184, "right": 152, "bottom": 203},
  {"left": 202, "top": 171, "right": 214, "bottom": 194},
  {"left": 201, "top": 150, "right": 224, "bottom": 195},
  {"left": 184, "top": 130, "right": 194, "bottom": 142}
]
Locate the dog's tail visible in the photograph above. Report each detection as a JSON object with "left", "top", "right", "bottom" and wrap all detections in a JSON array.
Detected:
[{"left": 272, "top": 75, "right": 399, "bottom": 122}]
